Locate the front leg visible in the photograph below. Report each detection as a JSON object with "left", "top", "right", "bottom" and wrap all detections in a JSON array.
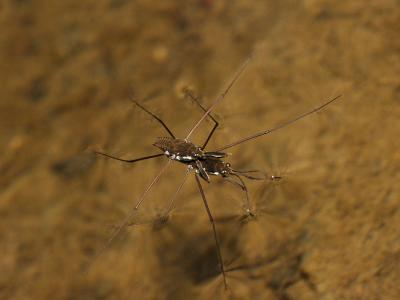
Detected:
[{"left": 195, "top": 160, "right": 210, "bottom": 183}]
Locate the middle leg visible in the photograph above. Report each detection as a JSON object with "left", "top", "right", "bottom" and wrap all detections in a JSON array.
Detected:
[
  {"left": 183, "top": 88, "right": 219, "bottom": 149},
  {"left": 194, "top": 173, "right": 227, "bottom": 289}
]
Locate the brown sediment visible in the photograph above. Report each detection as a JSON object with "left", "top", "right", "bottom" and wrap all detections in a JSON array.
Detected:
[{"left": 1, "top": 1, "right": 399, "bottom": 299}]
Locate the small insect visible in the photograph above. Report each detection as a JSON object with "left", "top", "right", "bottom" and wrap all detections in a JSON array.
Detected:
[{"left": 94, "top": 56, "right": 341, "bottom": 289}]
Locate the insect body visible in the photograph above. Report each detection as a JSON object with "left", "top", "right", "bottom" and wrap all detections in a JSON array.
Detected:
[
  {"left": 93, "top": 57, "right": 341, "bottom": 289},
  {"left": 153, "top": 136, "right": 232, "bottom": 182}
]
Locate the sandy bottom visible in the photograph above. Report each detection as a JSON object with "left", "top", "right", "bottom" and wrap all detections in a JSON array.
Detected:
[{"left": 1, "top": 1, "right": 399, "bottom": 299}]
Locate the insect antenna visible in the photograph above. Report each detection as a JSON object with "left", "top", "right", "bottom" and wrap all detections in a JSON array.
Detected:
[
  {"left": 94, "top": 151, "right": 164, "bottom": 163},
  {"left": 128, "top": 94, "right": 176, "bottom": 138},
  {"left": 94, "top": 93, "right": 174, "bottom": 164},
  {"left": 216, "top": 94, "right": 342, "bottom": 151}
]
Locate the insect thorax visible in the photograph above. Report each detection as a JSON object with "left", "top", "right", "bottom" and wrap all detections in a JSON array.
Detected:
[{"left": 153, "top": 137, "right": 203, "bottom": 162}]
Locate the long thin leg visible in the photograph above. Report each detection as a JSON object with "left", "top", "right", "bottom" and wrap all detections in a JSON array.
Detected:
[
  {"left": 186, "top": 55, "right": 252, "bottom": 140},
  {"left": 126, "top": 169, "right": 190, "bottom": 227},
  {"left": 224, "top": 174, "right": 253, "bottom": 216},
  {"left": 165, "top": 168, "right": 190, "bottom": 213},
  {"left": 129, "top": 96, "right": 176, "bottom": 139},
  {"left": 231, "top": 169, "right": 267, "bottom": 180},
  {"left": 94, "top": 151, "right": 164, "bottom": 163},
  {"left": 183, "top": 88, "right": 219, "bottom": 149},
  {"left": 195, "top": 173, "right": 227, "bottom": 289},
  {"left": 88, "top": 160, "right": 172, "bottom": 269},
  {"left": 216, "top": 95, "right": 342, "bottom": 151}
]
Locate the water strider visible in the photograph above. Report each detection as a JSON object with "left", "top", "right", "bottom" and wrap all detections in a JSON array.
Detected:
[{"left": 94, "top": 56, "right": 341, "bottom": 289}]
